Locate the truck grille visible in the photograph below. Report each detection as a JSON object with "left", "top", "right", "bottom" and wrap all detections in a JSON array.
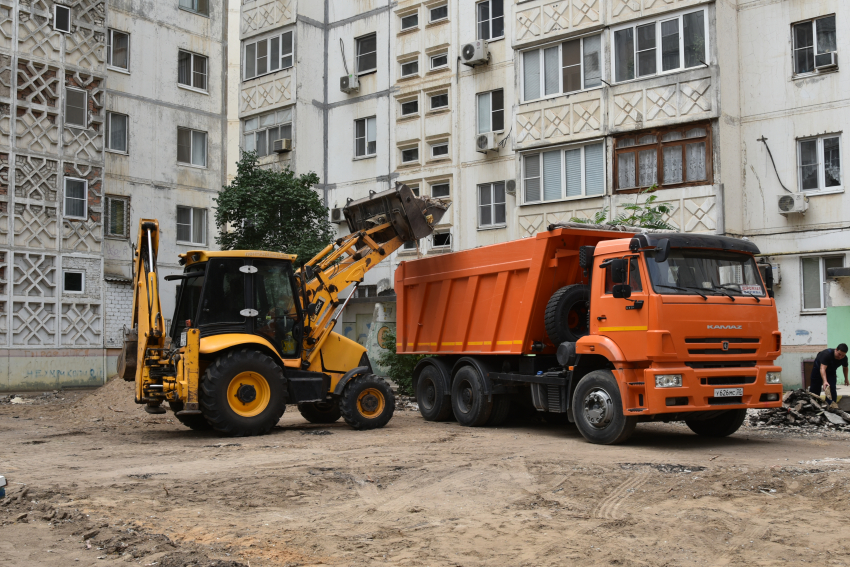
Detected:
[
  {"left": 700, "top": 376, "right": 756, "bottom": 385},
  {"left": 685, "top": 338, "right": 759, "bottom": 343},
  {"left": 688, "top": 348, "right": 757, "bottom": 355},
  {"left": 686, "top": 361, "right": 757, "bottom": 369}
]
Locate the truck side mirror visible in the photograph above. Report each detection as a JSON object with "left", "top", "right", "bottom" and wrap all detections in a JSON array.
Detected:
[
  {"left": 610, "top": 258, "right": 629, "bottom": 284},
  {"left": 654, "top": 238, "right": 671, "bottom": 263},
  {"left": 612, "top": 284, "right": 632, "bottom": 299}
]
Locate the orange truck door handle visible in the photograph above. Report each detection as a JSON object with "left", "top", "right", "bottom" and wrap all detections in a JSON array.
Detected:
[{"left": 597, "top": 315, "right": 606, "bottom": 321}]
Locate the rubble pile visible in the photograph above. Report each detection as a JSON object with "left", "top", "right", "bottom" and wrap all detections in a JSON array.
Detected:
[
  {"left": 750, "top": 389, "right": 850, "bottom": 430},
  {"left": 0, "top": 391, "right": 65, "bottom": 405},
  {"left": 395, "top": 395, "right": 419, "bottom": 412}
]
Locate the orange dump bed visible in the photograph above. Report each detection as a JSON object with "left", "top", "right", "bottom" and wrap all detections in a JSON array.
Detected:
[{"left": 395, "top": 228, "right": 629, "bottom": 355}]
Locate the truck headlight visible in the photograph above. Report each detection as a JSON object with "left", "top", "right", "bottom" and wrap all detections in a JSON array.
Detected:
[
  {"left": 180, "top": 330, "right": 187, "bottom": 348},
  {"left": 766, "top": 372, "right": 781, "bottom": 384},
  {"left": 655, "top": 374, "right": 682, "bottom": 388}
]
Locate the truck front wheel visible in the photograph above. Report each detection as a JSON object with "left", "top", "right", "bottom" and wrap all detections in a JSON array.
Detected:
[
  {"left": 572, "top": 370, "right": 637, "bottom": 445},
  {"left": 340, "top": 374, "right": 395, "bottom": 430},
  {"left": 685, "top": 409, "right": 747, "bottom": 437}
]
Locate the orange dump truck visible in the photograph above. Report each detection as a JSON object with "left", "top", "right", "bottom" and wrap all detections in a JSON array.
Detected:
[{"left": 395, "top": 225, "right": 783, "bottom": 444}]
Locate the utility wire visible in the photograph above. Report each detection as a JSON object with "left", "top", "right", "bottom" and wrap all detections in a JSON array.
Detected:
[{"left": 757, "top": 136, "right": 793, "bottom": 194}]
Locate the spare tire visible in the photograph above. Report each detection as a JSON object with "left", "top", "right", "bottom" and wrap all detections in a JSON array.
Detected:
[{"left": 544, "top": 284, "right": 590, "bottom": 344}]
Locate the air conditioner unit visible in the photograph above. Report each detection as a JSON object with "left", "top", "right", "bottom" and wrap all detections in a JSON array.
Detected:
[
  {"left": 777, "top": 193, "right": 808, "bottom": 215},
  {"left": 461, "top": 40, "right": 489, "bottom": 67},
  {"left": 505, "top": 179, "right": 516, "bottom": 196},
  {"left": 816, "top": 51, "right": 838, "bottom": 69},
  {"left": 330, "top": 208, "right": 346, "bottom": 224},
  {"left": 475, "top": 132, "right": 497, "bottom": 153},
  {"left": 272, "top": 138, "right": 292, "bottom": 153},
  {"left": 340, "top": 74, "right": 360, "bottom": 93}
]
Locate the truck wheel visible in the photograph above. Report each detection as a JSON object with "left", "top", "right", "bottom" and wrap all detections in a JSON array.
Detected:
[
  {"left": 451, "top": 366, "right": 493, "bottom": 427},
  {"left": 544, "top": 284, "right": 590, "bottom": 344},
  {"left": 297, "top": 400, "right": 341, "bottom": 424},
  {"left": 168, "top": 401, "right": 212, "bottom": 431},
  {"left": 572, "top": 370, "right": 636, "bottom": 445},
  {"left": 685, "top": 409, "right": 747, "bottom": 437},
  {"left": 486, "top": 395, "right": 512, "bottom": 426},
  {"left": 340, "top": 374, "right": 395, "bottom": 430},
  {"left": 416, "top": 365, "right": 453, "bottom": 421},
  {"left": 199, "top": 349, "right": 287, "bottom": 437}
]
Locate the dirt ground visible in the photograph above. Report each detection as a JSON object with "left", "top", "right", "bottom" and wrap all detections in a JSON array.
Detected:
[{"left": 3, "top": 379, "right": 850, "bottom": 567}]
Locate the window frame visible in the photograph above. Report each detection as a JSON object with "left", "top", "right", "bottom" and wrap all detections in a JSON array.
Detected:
[
  {"left": 177, "top": 127, "right": 208, "bottom": 168},
  {"left": 520, "top": 34, "right": 603, "bottom": 102},
  {"left": 400, "top": 12, "right": 419, "bottom": 31},
  {"left": 476, "top": 89, "right": 505, "bottom": 134},
  {"left": 401, "top": 145, "right": 420, "bottom": 164},
  {"left": 105, "top": 195, "right": 130, "bottom": 239},
  {"left": 400, "top": 58, "right": 419, "bottom": 78},
  {"left": 243, "top": 29, "right": 295, "bottom": 81},
  {"left": 176, "top": 206, "right": 207, "bottom": 246},
  {"left": 430, "top": 53, "right": 448, "bottom": 70},
  {"left": 612, "top": 121, "right": 713, "bottom": 193},
  {"left": 429, "top": 92, "right": 449, "bottom": 111},
  {"left": 65, "top": 87, "right": 87, "bottom": 128},
  {"left": 478, "top": 181, "right": 507, "bottom": 229},
  {"left": 476, "top": 0, "right": 504, "bottom": 41},
  {"left": 797, "top": 134, "right": 842, "bottom": 194},
  {"left": 178, "top": 0, "right": 209, "bottom": 17},
  {"left": 53, "top": 4, "right": 71, "bottom": 33},
  {"left": 62, "top": 270, "right": 85, "bottom": 294},
  {"left": 177, "top": 49, "right": 208, "bottom": 92},
  {"left": 431, "top": 229, "right": 452, "bottom": 250},
  {"left": 356, "top": 33, "right": 378, "bottom": 75},
  {"left": 107, "top": 28, "right": 130, "bottom": 72},
  {"left": 801, "top": 254, "right": 845, "bottom": 312},
  {"left": 430, "top": 142, "right": 449, "bottom": 159},
  {"left": 399, "top": 97, "right": 419, "bottom": 117},
  {"left": 792, "top": 15, "right": 837, "bottom": 75},
  {"left": 521, "top": 141, "right": 606, "bottom": 205},
  {"left": 430, "top": 181, "right": 450, "bottom": 198},
  {"left": 429, "top": 4, "right": 448, "bottom": 23},
  {"left": 243, "top": 108, "right": 293, "bottom": 157},
  {"left": 611, "top": 7, "right": 709, "bottom": 85},
  {"left": 354, "top": 116, "right": 377, "bottom": 159},
  {"left": 63, "top": 177, "right": 88, "bottom": 220},
  {"left": 105, "top": 111, "right": 129, "bottom": 154}
]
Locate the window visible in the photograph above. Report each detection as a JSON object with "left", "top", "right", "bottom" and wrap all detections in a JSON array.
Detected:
[
  {"left": 430, "top": 92, "right": 448, "bottom": 110},
  {"left": 54, "top": 4, "right": 70, "bottom": 33},
  {"left": 802, "top": 255, "right": 844, "bottom": 310},
  {"left": 477, "top": 89, "right": 504, "bottom": 134},
  {"left": 63, "top": 271, "right": 84, "bottom": 293},
  {"left": 106, "top": 112, "right": 128, "bottom": 153},
  {"left": 179, "top": 0, "right": 209, "bottom": 16},
  {"left": 356, "top": 34, "right": 377, "bottom": 74},
  {"left": 401, "top": 59, "right": 419, "bottom": 77},
  {"left": 614, "top": 9, "right": 706, "bottom": 83},
  {"left": 478, "top": 182, "right": 506, "bottom": 227},
  {"left": 177, "top": 127, "right": 207, "bottom": 167},
  {"left": 431, "top": 142, "right": 449, "bottom": 158},
  {"left": 354, "top": 117, "right": 377, "bottom": 158},
  {"left": 430, "top": 53, "right": 448, "bottom": 70},
  {"left": 177, "top": 206, "right": 207, "bottom": 245},
  {"left": 107, "top": 29, "right": 130, "bottom": 70},
  {"left": 430, "top": 4, "right": 448, "bottom": 23},
  {"left": 799, "top": 135, "right": 841, "bottom": 192},
  {"left": 106, "top": 195, "right": 130, "bottom": 238},
  {"left": 793, "top": 15, "right": 837, "bottom": 74},
  {"left": 64, "top": 178, "right": 87, "bottom": 219},
  {"left": 243, "top": 108, "right": 292, "bottom": 156},
  {"left": 523, "top": 142, "right": 604, "bottom": 203},
  {"left": 244, "top": 30, "right": 294, "bottom": 80},
  {"left": 403, "top": 240, "right": 419, "bottom": 251},
  {"left": 431, "top": 182, "right": 450, "bottom": 198},
  {"left": 407, "top": 184, "right": 420, "bottom": 196},
  {"left": 605, "top": 258, "right": 642, "bottom": 293},
  {"left": 178, "top": 50, "right": 207, "bottom": 91},
  {"left": 522, "top": 35, "right": 601, "bottom": 101},
  {"left": 65, "top": 88, "right": 87, "bottom": 128},
  {"left": 614, "top": 122, "right": 711, "bottom": 191},
  {"left": 401, "top": 13, "right": 418, "bottom": 30},
  {"left": 401, "top": 146, "right": 419, "bottom": 163},
  {"left": 476, "top": 0, "right": 504, "bottom": 40},
  {"left": 400, "top": 99, "right": 418, "bottom": 116},
  {"left": 432, "top": 230, "right": 451, "bottom": 249}
]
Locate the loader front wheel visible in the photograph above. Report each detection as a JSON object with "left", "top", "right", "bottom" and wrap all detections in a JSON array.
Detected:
[
  {"left": 298, "top": 400, "right": 342, "bottom": 424},
  {"left": 200, "top": 349, "right": 287, "bottom": 437},
  {"left": 340, "top": 374, "right": 395, "bottom": 430},
  {"left": 169, "top": 401, "right": 212, "bottom": 431}
]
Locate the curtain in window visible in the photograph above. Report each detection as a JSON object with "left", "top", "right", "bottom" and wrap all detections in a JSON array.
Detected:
[
  {"left": 523, "top": 50, "right": 540, "bottom": 100},
  {"left": 192, "top": 209, "right": 206, "bottom": 244},
  {"left": 685, "top": 142, "right": 706, "bottom": 182},
  {"left": 178, "top": 50, "right": 191, "bottom": 85},
  {"left": 479, "top": 184, "right": 492, "bottom": 226},
  {"left": 799, "top": 139, "right": 818, "bottom": 190},
  {"left": 683, "top": 11, "right": 705, "bottom": 68},
  {"left": 561, "top": 40, "right": 580, "bottom": 93},
  {"left": 582, "top": 35, "right": 601, "bottom": 88},
  {"left": 584, "top": 143, "right": 603, "bottom": 195},
  {"left": 109, "top": 113, "right": 127, "bottom": 152},
  {"left": 661, "top": 19, "right": 679, "bottom": 71},
  {"left": 177, "top": 207, "right": 192, "bottom": 242},
  {"left": 192, "top": 131, "right": 207, "bottom": 167},
  {"left": 638, "top": 149, "right": 657, "bottom": 186},
  {"left": 824, "top": 137, "right": 841, "bottom": 187},
  {"left": 565, "top": 148, "right": 581, "bottom": 197},
  {"left": 524, "top": 154, "right": 541, "bottom": 202},
  {"left": 477, "top": 93, "right": 491, "bottom": 134},
  {"left": 177, "top": 128, "right": 192, "bottom": 163},
  {"left": 542, "top": 150, "right": 561, "bottom": 201},
  {"left": 663, "top": 146, "right": 683, "bottom": 184},
  {"left": 614, "top": 28, "right": 634, "bottom": 82},
  {"left": 618, "top": 152, "right": 635, "bottom": 189}
]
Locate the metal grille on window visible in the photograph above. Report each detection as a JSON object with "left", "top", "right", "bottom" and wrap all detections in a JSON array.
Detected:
[{"left": 108, "top": 197, "right": 128, "bottom": 238}]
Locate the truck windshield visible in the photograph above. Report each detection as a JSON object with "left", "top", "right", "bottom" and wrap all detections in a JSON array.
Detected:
[
  {"left": 644, "top": 249, "right": 765, "bottom": 298},
  {"left": 170, "top": 263, "right": 207, "bottom": 342}
]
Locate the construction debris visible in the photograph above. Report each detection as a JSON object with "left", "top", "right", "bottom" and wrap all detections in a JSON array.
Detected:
[
  {"left": 395, "top": 395, "right": 419, "bottom": 412},
  {"left": 749, "top": 389, "right": 850, "bottom": 430}
]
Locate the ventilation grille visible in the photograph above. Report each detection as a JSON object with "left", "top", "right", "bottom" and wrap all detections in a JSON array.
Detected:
[
  {"left": 778, "top": 195, "right": 796, "bottom": 212},
  {"left": 462, "top": 43, "right": 476, "bottom": 61}
]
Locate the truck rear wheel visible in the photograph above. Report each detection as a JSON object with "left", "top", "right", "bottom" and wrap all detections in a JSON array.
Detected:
[
  {"left": 298, "top": 400, "right": 341, "bottom": 424},
  {"left": 486, "top": 395, "right": 512, "bottom": 426},
  {"left": 572, "top": 370, "right": 636, "bottom": 445},
  {"left": 544, "top": 284, "right": 590, "bottom": 344},
  {"left": 340, "top": 374, "right": 395, "bottom": 430},
  {"left": 685, "top": 409, "right": 747, "bottom": 437},
  {"left": 416, "top": 365, "right": 453, "bottom": 421},
  {"left": 199, "top": 349, "right": 287, "bottom": 437},
  {"left": 451, "top": 366, "right": 493, "bottom": 427},
  {"left": 169, "top": 401, "right": 212, "bottom": 431}
]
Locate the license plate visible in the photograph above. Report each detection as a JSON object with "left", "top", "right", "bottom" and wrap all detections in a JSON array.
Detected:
[{"left": 714, "top": 388, "right": 743, "bottom": 397}]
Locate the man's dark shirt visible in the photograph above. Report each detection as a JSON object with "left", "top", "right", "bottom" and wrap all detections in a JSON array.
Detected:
[{"left": 811, "top": 349, "right": 849, "bottom": 381}]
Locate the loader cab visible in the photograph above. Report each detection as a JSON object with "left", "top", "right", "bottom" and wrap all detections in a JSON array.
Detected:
[{"left": 170, "top": 252, "right": 303, "bottom": 360}]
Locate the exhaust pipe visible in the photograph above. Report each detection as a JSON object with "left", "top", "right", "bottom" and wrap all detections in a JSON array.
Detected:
[{"left": 343, "top": 183, "right": 448, "bottom": 244}]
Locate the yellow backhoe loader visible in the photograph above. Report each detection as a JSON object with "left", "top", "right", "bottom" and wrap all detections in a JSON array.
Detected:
[{"left": 117, "top": 184, "right": 447, "bottom": 436}]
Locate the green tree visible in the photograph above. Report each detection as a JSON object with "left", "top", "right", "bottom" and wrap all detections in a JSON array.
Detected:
[
  {"left": 570, "top": 186, "right": 675, "bottom": 230},
  {"left": 214, "top": 152, "right": 334, "bottom": 259},
  {"left": 377, "top": 327, "right": 428, "bottom": 396}
]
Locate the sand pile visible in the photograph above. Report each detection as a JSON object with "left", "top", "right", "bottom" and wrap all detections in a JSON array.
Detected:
[{"left": 66, "top": 376, "right": 162, "bottom": 425}]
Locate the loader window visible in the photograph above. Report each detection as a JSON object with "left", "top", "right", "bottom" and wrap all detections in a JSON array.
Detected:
[
  {"left": 171, "top": 263, "right": 206, "bottom": 341},
  {"left": 252, "top": 260, "right": 300, "bottom": 357},
  {"left": 197, "top": 259, "right": 247, "bottom": 327},
  {"left": 604, "top": 257, "right": 643, "bottom": 293}
]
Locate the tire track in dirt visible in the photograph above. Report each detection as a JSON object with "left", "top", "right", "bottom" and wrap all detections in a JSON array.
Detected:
[{"left": 593, "top": 472, "right": 651, "bottom": 520}]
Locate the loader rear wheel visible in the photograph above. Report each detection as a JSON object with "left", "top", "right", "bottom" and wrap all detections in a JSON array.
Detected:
[
  {"left": 169, "top": 401, "right": 212, "bottom": 431},
  {"left": 572, "top": 370, "right": 636, "bottom": 445},
  {"left": 416, "top": 365, "right": 453, "bottom": 421},
  {"left": 200, "top": 349, "right": 287, "bottom": 437},
  {"left": 544, "top": 284, "right": 590, "bottom": 344},
  {"left": 451, "top": 366, "right": 493, "bottom": 427},
  {"left": 298, "top": 400, "right": 341, "bottom": 424},
  {"left": 685, "top": 409, "right": 747, "bottom": 437},
  {"left": 340, "top": 374, "right": 395, "bottom": 430}
]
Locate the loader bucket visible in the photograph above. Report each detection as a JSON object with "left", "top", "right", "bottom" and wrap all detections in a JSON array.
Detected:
[{"left": 343, "top": 183, "right": 448, "bottom": 244}]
